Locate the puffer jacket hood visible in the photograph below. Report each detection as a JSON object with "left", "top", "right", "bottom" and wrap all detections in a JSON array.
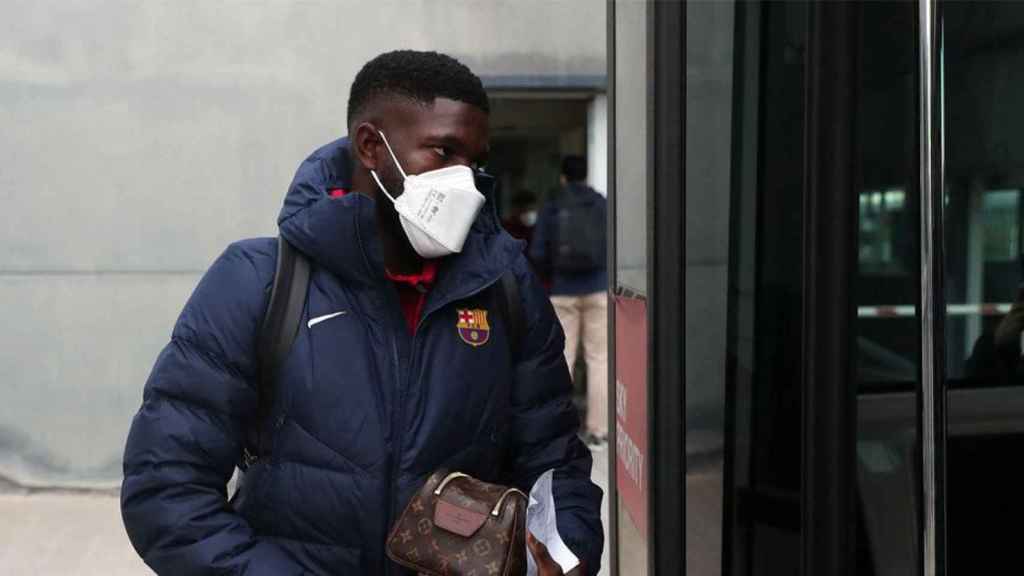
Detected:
[{"left": 277, "top": 137, "right": 519, "bottom": 291}]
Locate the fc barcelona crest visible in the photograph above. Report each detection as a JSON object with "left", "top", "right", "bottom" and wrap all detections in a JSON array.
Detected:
[{"left": 456, "top": 309, "right": 491, "bottom": 347}]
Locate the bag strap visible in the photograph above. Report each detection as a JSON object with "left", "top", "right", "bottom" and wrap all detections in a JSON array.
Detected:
[
  {"left": 248, "top": 235, "right": 310, "bottom": 463},
  {"left": 495, "top": 270, "right": 525, "bottom": 361}
]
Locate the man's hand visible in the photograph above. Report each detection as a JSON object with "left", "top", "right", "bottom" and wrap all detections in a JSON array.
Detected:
[{"left": 526, "top": 532, "right": 585, "bottom": 576}]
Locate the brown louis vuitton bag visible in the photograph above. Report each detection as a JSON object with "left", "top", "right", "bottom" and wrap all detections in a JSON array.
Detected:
[{"left": 386, "top": 470, "right": 528, "bottom": 576}]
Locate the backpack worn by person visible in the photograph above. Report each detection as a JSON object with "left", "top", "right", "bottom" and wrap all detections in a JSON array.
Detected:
[
  {"left": 553, "top": 186, "right": 606, "bottom": 272},
  {"left": 243, "top": 236, "right": 524, "bottom": 466}
]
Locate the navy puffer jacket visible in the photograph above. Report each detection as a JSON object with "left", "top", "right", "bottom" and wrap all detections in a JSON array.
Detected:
[{"left": 121, "top": 138, "right": 604, "bottom": 575}]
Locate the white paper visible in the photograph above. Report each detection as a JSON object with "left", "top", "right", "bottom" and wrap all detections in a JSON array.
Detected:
[{"left": 526, "top": 469, "right": 580, "bottom": 576}]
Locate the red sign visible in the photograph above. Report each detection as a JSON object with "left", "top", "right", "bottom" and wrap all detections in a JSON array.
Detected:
[{"left": 614, "top": 295, "right": 648, "bottom": 538}]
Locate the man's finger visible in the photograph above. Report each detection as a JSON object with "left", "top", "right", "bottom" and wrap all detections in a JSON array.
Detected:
[{"left": 527, "top": 532, "right": 555, "bottom": 565}]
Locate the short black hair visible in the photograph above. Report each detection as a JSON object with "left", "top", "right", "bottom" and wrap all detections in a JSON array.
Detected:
[
  {"left": 561, "top": 155, "right": 587, "bottom": 183},
  {"left": 347, "top": 50, "right": 490, "bottom": 128}
]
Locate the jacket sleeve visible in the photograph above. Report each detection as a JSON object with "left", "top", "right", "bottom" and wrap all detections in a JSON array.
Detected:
[
  {"left": 121, "top": 241, "right": 306, "bottom": 575},
  {"left": 503, "top": 257, "right": 605, "bottom": 574}
]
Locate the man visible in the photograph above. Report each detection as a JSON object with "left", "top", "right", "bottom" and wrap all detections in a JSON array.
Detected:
[
  {"left": 529, "top": 157, "right": 608, "bottom": 447},
  {"left": 121, "top": 50, "right": 602, "bottom": 576}
]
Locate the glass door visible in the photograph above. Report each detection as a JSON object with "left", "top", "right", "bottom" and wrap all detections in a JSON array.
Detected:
[
  {"left": 610, "top": 1, "right": 954, "bottom": 574},
  {"left": 685, "top": 2, "right": 924, "bottom": 574},
  {"left": 942, "top": 2, "right": 1024, "bottom": 572}
]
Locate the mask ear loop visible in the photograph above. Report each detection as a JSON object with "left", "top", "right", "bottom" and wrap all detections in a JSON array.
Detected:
[
  {"left": 369, "top": 130, "right": 407, "bottom": 204},
  {"left": 377, "top": 130, "right": 408, "bottom": 179}
]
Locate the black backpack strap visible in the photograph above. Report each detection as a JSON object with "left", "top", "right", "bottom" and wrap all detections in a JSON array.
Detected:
[
  {"left": 495, "top": 270, "right": 525, "bottom": 362},
  {"left": 246, "top": 235, "right": 310, "bottom": 465}
]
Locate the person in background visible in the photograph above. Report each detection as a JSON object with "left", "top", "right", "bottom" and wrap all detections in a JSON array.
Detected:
[
  {"left": 502, "top": 189, "right": 539, "bottom": 246},
  {"left": 994, "top": 281, "right": 1024, "bottom": 371},
  {"left": 503, "top": 188, "right": 545, "bottom": 283},
  {"left": 530, "top": 156, "right": 609, "bottom": 448}
]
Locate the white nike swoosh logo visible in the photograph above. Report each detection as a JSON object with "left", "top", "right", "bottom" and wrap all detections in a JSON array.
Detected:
[{"left": 307, "top": 311, "right": 348, "bottom": 328}]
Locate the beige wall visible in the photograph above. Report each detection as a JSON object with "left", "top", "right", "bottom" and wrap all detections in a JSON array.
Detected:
[{"left": 0, "top": 0, "right": 606, "bottom": 487}]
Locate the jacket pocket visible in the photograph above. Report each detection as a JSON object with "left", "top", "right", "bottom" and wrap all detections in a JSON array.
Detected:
[{"left": 233, "top": 460, "right": 274, "bottom": 529}]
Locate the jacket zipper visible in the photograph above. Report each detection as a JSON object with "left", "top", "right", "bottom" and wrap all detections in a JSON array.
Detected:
[
  {"left": 386, "top": 333, "right": 403, "bottom": 576},
  {"left": 386, "top": 293, "right": 423, "bottom": 571},
  {"left": 384, "top": 271, "right": 508, "bottom": 574}
]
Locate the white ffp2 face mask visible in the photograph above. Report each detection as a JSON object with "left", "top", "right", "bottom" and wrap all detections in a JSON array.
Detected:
[{"left": 370, "top": 130, "right": 486, "bottom": 259}]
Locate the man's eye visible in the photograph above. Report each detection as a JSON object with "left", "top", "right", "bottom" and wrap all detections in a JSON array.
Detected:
[{"left": 432, "top": 147, "right": 449, "bottom": 158}]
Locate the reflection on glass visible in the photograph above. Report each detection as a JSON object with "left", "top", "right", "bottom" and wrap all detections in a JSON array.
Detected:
[
  {"left": 950, "top": 186, "right": 1022, "bottom": 382},
  {"left": 722, "top": 2, "right": 806, "bottom": 574},
  {"left": 853, "top": 2, "right": 920, "bottom": 574},
  {"left": 685, "top": 0, "right": 734, "bottom": 574},
  {"left": 859, "top": 189, "right": 909, "bottom": 274},
  {"left": 613, "top": 0, "right": 648, "bottom": 298},
  {"left": 944, "top": 2, "right": 1024, "bottom": 571},
  {"left": 856, "top": 183, "right": 919, "bottom": 388}
]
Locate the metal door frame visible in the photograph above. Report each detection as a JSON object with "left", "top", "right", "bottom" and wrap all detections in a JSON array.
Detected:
[
  {"left": 648, "top": 0, "right": 686, "bottom": 574},
  {"left": 919, "top": 1, "right": 947, "bottom": 574}
]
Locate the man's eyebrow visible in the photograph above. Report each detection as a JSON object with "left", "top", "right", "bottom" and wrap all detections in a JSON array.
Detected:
[{"left": 422, "top": 134, "right": 464, "bottom": 147}]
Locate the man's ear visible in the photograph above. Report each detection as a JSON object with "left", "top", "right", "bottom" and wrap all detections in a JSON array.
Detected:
[{"left": 353, "top": 122, "right": 382, "bottom": 171}]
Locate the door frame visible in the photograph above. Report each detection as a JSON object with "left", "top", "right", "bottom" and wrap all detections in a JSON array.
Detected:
[
  {"left": 648, "top": 0, "right": 687, "bottom": 574},
  {"left": 800, "top": 2, "right": 861, "bottom": 575}
]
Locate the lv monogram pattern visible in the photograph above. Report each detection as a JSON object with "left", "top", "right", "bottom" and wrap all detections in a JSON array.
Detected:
[{"left": 387, "top": 471, "right": 527, "bottom": 576}]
